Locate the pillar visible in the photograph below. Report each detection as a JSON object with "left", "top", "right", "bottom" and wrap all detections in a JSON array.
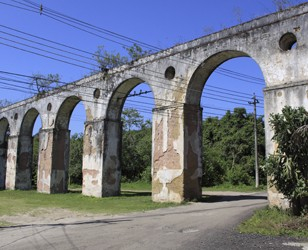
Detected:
[
  {"left": 15, "top": 135, "right": 33, "bottom": 190},
  {"left": 0, "top": 136, "right": 7, "bottom": 189},
  {"left": 5, "top": 135, "right": 18, "bottom": 190},
  {"left": 37, "top": 128, "right": 70, "bottom": 193},
  {"left": 152, "top": 104, "right": 202, "bottom": 203},
  {"left": 82, "top": 118, "right": 121, "bottom": 197}
]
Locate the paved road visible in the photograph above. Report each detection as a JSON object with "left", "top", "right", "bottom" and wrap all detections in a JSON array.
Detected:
[{"left": 0, "top": 191, "right": 307, "bottom": 250}]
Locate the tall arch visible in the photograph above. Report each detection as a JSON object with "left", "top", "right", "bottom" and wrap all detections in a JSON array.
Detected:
[
  {"left": 16, "top": 108, "right": 40, "bottom": 190},
  {"left": 83, "top": 77, "right": 154, "bottom": 197},
  {"left": 37, "top": 96, "right": 81, "bottom": 193},
  {"left": 183, "top": 49, "right": 266, "bottom": 198},
  {"left": 0, "top": 118, "right": 9, "bottom": 189},
  {"left": 106, "top": 78, "right": 147, "bottom": 121},
  {"left": 186, "top": 50, "right": 250, "bottom": 105}
]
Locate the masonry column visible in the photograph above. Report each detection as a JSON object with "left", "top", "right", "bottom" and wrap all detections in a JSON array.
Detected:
[
  {"left": 5, "top": 134, "right": 18, "bottom": 190},
  {"left": 82, "top": 118, "right": 121, "bottom": 197},
  {"left": 37, "top": 128, "right": 70, "bottom": 193},
  {"left": 15, "top": 134, "right": 33, "bottom": 190},
  {"left": 0, "top": 135, "right": 7, "bottom": 189},
  {"left": 152, "top": 104, "right": 202, "bottom": 203}
]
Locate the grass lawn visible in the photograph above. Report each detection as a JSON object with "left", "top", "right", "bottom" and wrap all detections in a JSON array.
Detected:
[
  {"left": 203, "top": 183, "right": 266, "bottom": 192},
  {"left": 0, "top": 189, "right": 179, "bottom": 218},
  {"left": 238, "top": 207, "right": 308, "bottom": 238},
  {"left": 121, "top": 181, "right": 151, "bottom": 191}
]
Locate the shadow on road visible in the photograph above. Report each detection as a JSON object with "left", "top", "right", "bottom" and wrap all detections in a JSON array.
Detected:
[
  {"left": 0, "top": 218, "right": 132, "bottom": 230},
  {"left": 200, "top": 193, "right": 267, "bottom": 203}
]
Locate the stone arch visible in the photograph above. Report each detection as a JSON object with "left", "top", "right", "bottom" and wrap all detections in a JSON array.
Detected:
[
  {"left": 182, "top": 49, "right": 266, "bottom": 196},
  {"left": 16, "top": 108, "right": 41, "bottom": 190},
  {"left": 186, "top": 50, "right": 257, "bottom": 105},
  {"left": 86, "top": 77, "right": 154, "bottom": 197},
  {"left": 106, "top": 77, "right": 155, "bottom": 121},
  {"left": 0, "top": 118, "right": 9, "bottom": 189},
  {"left": 44, "top": 95, "right": 83, "bottom": 193},
  {"left": 55, "top": 96, "right": 81, "bottom": 130}
]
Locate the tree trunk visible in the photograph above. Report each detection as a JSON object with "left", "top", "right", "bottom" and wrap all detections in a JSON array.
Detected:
[{"left": 291, "top": 196, "right": 308, "bottom": 216}]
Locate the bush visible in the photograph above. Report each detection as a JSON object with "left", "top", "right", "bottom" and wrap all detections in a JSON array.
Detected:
[{"left": 228, "top": 165, "right": 252, "bottom": 186}]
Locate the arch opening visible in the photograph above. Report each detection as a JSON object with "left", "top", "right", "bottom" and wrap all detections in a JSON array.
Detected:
[
  {"left": 0, "top": 118, "right": 9, "bottom": 190},
  {"left": 16, "top": 108, "right": 41, "bottom": 190},
  {"left": 68, "top": 101, "right": 86, "bottom": 189},
  {"left": 187, "top": 51, "right": 266, "bottom": 196},
  {"left": 106, "top": 78, "right": 155, "bottom": 193},
  {"left": 50, "top": 96, "right": 85, "bottom": 193}
]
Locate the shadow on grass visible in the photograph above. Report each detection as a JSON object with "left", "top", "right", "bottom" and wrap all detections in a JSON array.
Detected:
[
  {"left": 68, "top": 189, "right": 152, "bottom": 197},
  {"left": 199, "top": 194, "right": 267, "bottom": 203},
  {"left": 120, "top": 191, "right": 151, "bottom": 197},
  {"left": 68, "top": 189, "right": 82, "bottom": 194}
]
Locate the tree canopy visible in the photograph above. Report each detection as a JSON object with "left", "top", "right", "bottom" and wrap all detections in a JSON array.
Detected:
[
  {"left": 30, "top": 73, "right": 60, "bottom": 94},
  {"left": 94, "top": 44, "right": 151, "bottom": 72},
  {"left": 265, "top": 106, "right": 308, "bottom": 215}
]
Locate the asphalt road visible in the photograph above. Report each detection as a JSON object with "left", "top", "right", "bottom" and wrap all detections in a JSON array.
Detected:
[{"left": 0, "top": 191, "right": 307, "bottom": 250}]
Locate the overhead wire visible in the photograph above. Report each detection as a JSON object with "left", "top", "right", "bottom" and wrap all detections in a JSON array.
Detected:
[
  {"left": 0, "top": 35, "right": 98, "bottom": 67},
  {"left": 20, "top": 0, "right": 161, "bottom": 51},
  {"left": 0, "top": 15, "right": 265, "bottom": 100},
  {"left": 7, "top": 0, "right": 266, "bottom": 86},
  {"left": 0, "top": 1, "right": 265, "bottom": 119},
  {"left": 0, "top": 70, "right": 264, "bottom": 115}
]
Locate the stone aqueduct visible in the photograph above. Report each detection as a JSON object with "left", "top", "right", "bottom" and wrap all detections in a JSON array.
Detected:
[{"left": 1, "top": 4, "right": 308, "bottom": 206}]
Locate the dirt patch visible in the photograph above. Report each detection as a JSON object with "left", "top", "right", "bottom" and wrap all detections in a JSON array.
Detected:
[{"left": 0, "top": 208, "right": 102, "bottom": 226}]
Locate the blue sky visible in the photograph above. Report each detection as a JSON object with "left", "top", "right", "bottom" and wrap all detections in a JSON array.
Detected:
[{"left": 0, "top": 0, "right": 305, "bottom": 134}]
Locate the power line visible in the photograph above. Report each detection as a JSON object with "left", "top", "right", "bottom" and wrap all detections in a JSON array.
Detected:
[
  {"left": 0, "top": 16, "right": 265, "bottom": 95},
  {"left": 0, "top": 70, "right": 264, "bottom": 112},
  {"left": 20, "top": 0, "right": 161, "bottom": 51},
  {"left": 0, "top": 69, "right": 264, "bottom": 104},
  {"left": 0, "top": 24, "right": 95, "bottom": 57},
  {"left": 0, "top": 35, "right": 98, "bottom": 67},
  {"left": 0, "top": 41, "right": 94, "bottom": 71},
  {"left": 5, "top": 0, "right": 266, "bottom": 87}
]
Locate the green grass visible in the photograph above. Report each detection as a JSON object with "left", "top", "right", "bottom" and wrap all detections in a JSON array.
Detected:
[
  {"left": 0, "top": 189, "right": 180, "bottom": 218},
  {"left": 238, "top": 207, "right": 308, "bottom": 238},
  {"left": 68, "top": 181, "right": 151, "bottom": 192},
  {"left": 121, "top": 181, "right": 151, "bottom": 191},
  {"left": 203, "top": 183, "right": 266, "bottom": 192}
]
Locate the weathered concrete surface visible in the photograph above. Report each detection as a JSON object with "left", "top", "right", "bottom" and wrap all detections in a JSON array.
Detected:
[
  {"left": 1, "top": 3, "right": 308, "bottom": 206},
  {"left": 5, "top": 135, "right": 18, "bottom": 190},
  {"left": 82, "top": 119, "right": 121, "bottom": 197},
  {"left": 16, "top": 135, "right": 33, "bottom": 190},
  {"left": 37, "top": 128, "right": 70, "bottom": 193},
  {"left": 0, "top": 118, "right": 8, "bottom": 189}
]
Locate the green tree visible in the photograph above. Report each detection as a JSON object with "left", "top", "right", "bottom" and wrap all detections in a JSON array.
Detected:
[
  {"left": 32, "top": 134, "right": 39, "bottom": 188},
  {"left": 122, "top": 108, "right": 144, "bottom": 131},
  {"left": 94, "top": 44, "right": 151, "bottom": 72},
  {"left": 125, "top": 43, "right": 151, "bottom": 61},
  {"left": 202, "top": 108, "right": 265, "bottom": 187},
  {"left": 69, "top": 133, "right": 83, "bottom": 185},
  {"left": 121, "top": 108, "right": 152, "bottom": 182},
  {"left": 94, "top": 45, "right": 128, "bottom": 71},
  {"left": 265, "top": 106, "right": 308, "bottom": 215},
  {"left": 30, "top": 73, "right": 60, "bottom": 94}
]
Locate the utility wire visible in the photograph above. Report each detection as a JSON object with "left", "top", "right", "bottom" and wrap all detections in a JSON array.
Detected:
[
  {"left": 5, "top": 0, "right": 266, "bottom": 86},
  {"left": 0, "top": 70, "right": 264, "bottom": 105},
  {"left": 0, "top": 24, "right": 265, "bottom": 96},
  {"left": 0, "top": 70, "right": 264, "bottom": 111}
]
